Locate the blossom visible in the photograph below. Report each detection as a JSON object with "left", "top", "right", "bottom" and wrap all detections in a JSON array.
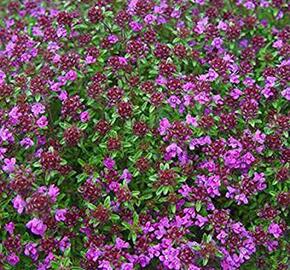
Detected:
[
  {"left": 167, "top": 95, "right": 181, "bottom": 108},
  {"left": 48, "top": 184, "right": 60, "bottom": 202},
  {"left": 159, "top": 118, "right": 171, "bottom": 135},
  {"left": 12, "top": 195, "right": 26, "bottom": 214},
  {"left": 20, "top": 137, "right": 34, "bottom": 149},
  {"left": 281, "top": 87, "right": 290, "bottom": 100},
  {"left": 2, "top": 157, "right": 16, "bottom": 173},
  {"left": 65, "top": 70, "right": 77, "bottom": 81},
  {"left": 59, "top": 236, "right": 71, "bottom": 252},
  {"left": 121, "top": 169, "right": 132, "bottom": 183},
  {"left": 31, "top": 103, "right": 45, "bottom": 116},
  {"left": 4, "top": 222, "right": 15, "bottom": 234},
  {"left": 26, "top": 218, "right": 47, "bottom": 236},
  {"left": 103, "top": 157, "right": 115, "bottom": 169},
  {"left": 36, "top": 116, "right": 48, "bottom": 128},
  {"left": 24, "top": 243, "right": 39, "bottom": 261},
  {"left": 268, "top": 223, "right": 283, "bottom": 238},
  {"left": 108, "top": 34, "right": 119, "bottom": 44},
  {"left": 80, "top": 111, "right": 90, "bottom": 122},
  {"left": 7, "top": 253, "right": 20, "bottom": 266},
  {"left": 55, "top": 209, "right": 67, "bottom": 222}
]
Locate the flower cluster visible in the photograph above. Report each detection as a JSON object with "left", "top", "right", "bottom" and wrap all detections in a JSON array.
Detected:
[{"left": 0, "top": 0, "right": 289, "bottom": 269}]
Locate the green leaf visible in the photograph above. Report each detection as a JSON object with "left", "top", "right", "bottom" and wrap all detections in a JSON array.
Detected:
[
  {"left": 195, "top": 201, "right": 202, "bottom": 212},
  {"left": 104, "top": 196, "right": 111, "bottom": 208}
]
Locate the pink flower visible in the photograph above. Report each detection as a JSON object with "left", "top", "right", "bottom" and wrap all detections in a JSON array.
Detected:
[
  {"left": 36, "top": 116, "right": 48, "bottom": 128},
  {"left": 26, "top": 218, "right": 47, "bottom": 236},
  {"left": 85, "top": 55, "right": 96, "bottom": 64},
  {"left": 12, "top": 195, "right": 26, "bottom": 214},
  {"left": 121, "top": 169, "right": 132, "bottom": 183},
  {"left": 7, "top": 253, "right": 19, "bottom": 266},
  {"left": 4, "top": 222, "right": 15, "bottom": 234},
  {"left": 186, "top": 114, "right": 198, "bottom": 127},
  {"left": 273, "top": 39, "right": 283, "bottom": 49},
  {"left": 268, "top": 223, "right": 283, "bottom": 238},
  {"left": 129, "top": 21, "right": 143, "bottom": 32},
  {"left": 65, "top": 70, "right": 77, "bottom": 81},
  {"left": 55, "top": 209, "right": 67, "bottom": 222},
  {"left": 108, "top": 35, "right": 119, "bottom": 44},
  {"left": 80, "top": 111, "right": 90, "bottom": 122},
  {"left": 103, "top": 157, "right": 115, "bottom": 169},
  {"left": 48, "top": 184, "right": 60, "bottom": 202},
  {"left": 0, "top": 127, "right": 14, "bottom": 142},
  {"left": 24, "top": 243, "right": 38, "bottom": 261},
  {"left": 144, "top": 14, "right": 156, "bottom": 24},
  {"left": 167, "top": 95, "right": 181, "bottom": 108},
  {"left": 281, "top": 87, "right": 290, "bottom": 100},
  {"left": 3, "top": 157, "right": 16, "bottom": 173},
  {"left": 20, "top": 137, "right": 34, "bottom": 149},
  {"left": 121, "top": 263, "right": 134, "bottom": 270},
  {"left": 115, "top": 237, "right": 129, "bottom": 249},
  {"left": 31, "top": 103, "right": 45, "bottom": 116},
  {"left": 59, "top": 236, "right": 71, "bottom": 252},
  {"left": 159, "top": 118, "right": 171, "bottom": 135}
]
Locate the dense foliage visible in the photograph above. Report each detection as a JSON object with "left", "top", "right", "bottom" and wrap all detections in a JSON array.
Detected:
[{"left": 0, "top": 0, "right": 289, "bottom": 269}]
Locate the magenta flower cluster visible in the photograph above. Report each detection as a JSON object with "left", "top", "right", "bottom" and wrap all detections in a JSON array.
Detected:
[{"left": 0, "top": 0, "right": 289, "bottom": 269}]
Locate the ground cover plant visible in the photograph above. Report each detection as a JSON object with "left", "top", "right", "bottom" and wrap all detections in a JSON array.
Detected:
[{"left": 0, "top": 0, "right": 289, "bottom": 269}]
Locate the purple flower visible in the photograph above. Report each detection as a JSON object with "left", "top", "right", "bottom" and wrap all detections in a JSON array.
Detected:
[
  {"left": 59, "top": 236, "right": 71, "bottom": 252},
  {"left": 186, "top": 114, "right": 198, "bottom": 127},
  {"left": 6, "top": 253, "right": 19, "bottom": 266},
  {"left": 12, "top": 195, "right": 26, "bottom": 214},
  {"left": 57, "top": 27, "right": 67, "bottom": 37},
  {"left": 194, "top": 91, "right": 210, "bottom": 104},
  {"left": 85, "top": 55, "right": 96, "bottom": 64},
  {"left": 244, "top": 1, "right": 255, "bottom": 9},
  {"left": 36, "top": 116, "right": 48, "bottom": 128},
  {"left": 129, "top": 21, "right": 143, "bottom": 32},
  {"left": 121, "top": 169, "right": 132, "bottom": 183},
  {"left": 242, "top": 152, "right": 255, "bottom": 165},
  {"left": 65, "top": 70, "right": 77, "bottom": 81},
  {"left": 212, "top": 37, "right": 223, "bottom": 48},
  {"left": 281, "top": 87, "right": 290, "bottom": 100},
  {"left": 55, "top": 209, "right": 67, "bottom": 222},
  {"left": 156, "top": 75, "right": 167, "bottom": 85},
  {"left": 115, "top": 237, "right": 129, "bottom": 249},
  {"left": 26, "top": 218, "right": 47, "bottom": 236},
  {"left": 266, "top": 240, "right": 279, "bottom": 252},
  {"left": 86, "top": 247, "right": 102, "bottom": 262},
  {"left": 108, "top": 35, "right": 119, "bottom": 44},
  {"left": 0, "top": 70, "right": 6, "bottom": 84},
  {"left": 121, "top": 263, "right": 134, "bottom": 270},
  {"left": 144, "top": 14, "right": 156, "bottom": 24},
  {"left": 103, "top": 157, "right": 115, "bottom": 169},
  {"left": 217, "top": 21, "right": 228, "bottom": 31},
  {"left": 183, "top": 82, "right": 195, "bottom": 91},
  {"left": 230, "top": 88, "right": 243, "bottom": 99},
  {"left": 195, "top": 215, "right": 208, "bottom": 227},
  {"left": 159, "top": 118, "right": 171, "bottom": 135},
  {"left": 0, "top": 127, "right": 14, "bottom": 143},
  {"left": 99, "top": 260, "right": 113, "bottom": 270},
  {"left": 24, "top": 243, "right": 38, "bottom": 261},
  {"left": 3, "top": 157, "right": 16, "bottom": 173},
  {"left": 167, "top": 95, "right": 181, "bottom": 108},
  {"left": 4, "top": 222, "right": 15, "bottom": 235},
  {"left": 20, "top": 137, "right": 34, "bottom": 149},
  {"left": 80, "top": 111, "right": 90, "bottom": 122},
  {"left": 48, "top": 184, "right": 60, "bottom": 202},
  {"left": 268, "top": 223, "right": 283, "bottom": 238},
  {"left": 31, "top": 103, "right": 45, "bottom": 116}
]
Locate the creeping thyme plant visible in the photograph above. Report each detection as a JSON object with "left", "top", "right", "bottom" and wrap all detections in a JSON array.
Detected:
[{"left": 0, "top": 0, "right": 289, "bottom": 269}]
